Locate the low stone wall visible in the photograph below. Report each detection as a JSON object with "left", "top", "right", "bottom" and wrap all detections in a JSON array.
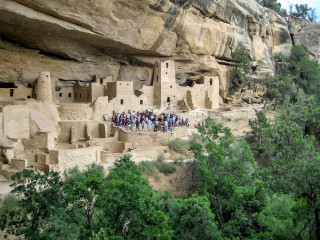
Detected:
[
  {"left": 49, "top": 146, "right": 102, "bottom": 172},
  {"left": 130, "top": 146, "right": 169, "bottom": 162},
  {"left": 118, "top": 128, "right": 173, "bottom": 149},
  {"left": 100, "top": 146, "right": 169, "bottom": 165},
  {"left": 89, "top": 138, "right": 125, "bottom": 153},
  {"left": 22, "top": 132, "right": 55, "bottom": 150}
]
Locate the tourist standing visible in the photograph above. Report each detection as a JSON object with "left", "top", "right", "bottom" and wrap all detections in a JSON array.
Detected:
[{"left": 147, "top": 119, "right": 152, "bottom": 132}]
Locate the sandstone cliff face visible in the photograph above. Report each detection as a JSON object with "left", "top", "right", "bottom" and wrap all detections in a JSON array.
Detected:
[
  {"left": 294, "top": 22, "right": 320, "bottom": 60},
  {"left": 0, "top": 0, "right": 293, "bottom": 99}
]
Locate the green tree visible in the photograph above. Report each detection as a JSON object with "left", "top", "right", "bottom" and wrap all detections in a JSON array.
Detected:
[
  {"left": 291, "top": 4, "right": 317, "bottom": 22},
  {"left": 1, "top": 159, "right": 172, "bottom": 240},
  {"left": 246, "top": 110, "right": 274, "bottom": 165},
  {"left": 99, "top": 155, "right": 172, "bottom": 240},
  {"left": 0, "top": 194, "right": 24, "bottom": 235},
  {"left": 289, "top": 44, "right": 320, "bottom": 96},
  {"left": 254, "top": 194, "right": 305, "bottom": 239},
  {"left": 256, "top": 0, "right": 287, "bottom": 17},
  {"left": 271, "top": 117, "right": 320, "bottom": 239},
  {"left": 276, "top": 92, "right": 320, "bottom": 141},
  {"left": 262, "top": 45, "right": 320, "bottom": 107},
  {"left": 156, "top": 192, "right": 221, "bottom": 240},
  {"left": 190, "top": 119, "right": 267, "bottom": 238},
  {"left": 229, "top": 49, "right": 252, "bottom": 93},
  {"left": 4, "top": 169, "right": 66, "bottom": 240},
  {"left": 64, "top": 164, "right": 106, "bottom": 239},
  {"left": 262, "top": 74, "right": 296, "bottom": 109}
]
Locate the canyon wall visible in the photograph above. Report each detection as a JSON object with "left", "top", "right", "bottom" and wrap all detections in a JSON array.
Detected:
[{"left": 0, "top": 0, "right": 299, "bottom": 99}]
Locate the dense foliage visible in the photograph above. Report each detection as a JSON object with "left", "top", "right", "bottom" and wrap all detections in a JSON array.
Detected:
[
  {"left": 0, "top": 157, "right": 171, "bottom": 240},
  {"left": 290, "top": 4, "right": 317, "bottom": 22},
  {"left": 263, "top": 45, "right": 320, "bottom": 108},
  {"left": 229, "top": 48, "right": 252, "bottom": 93}
]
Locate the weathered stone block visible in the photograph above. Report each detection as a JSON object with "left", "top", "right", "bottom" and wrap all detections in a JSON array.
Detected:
[
  {"left": 31, "top": 163, "right": 49, "bottom": 172},
  {"left": 37, "top": 153, "right": 49, "bottom": 165},
  {"left": 3, "top": 105, "right": 30, "bottom": 139},
  {"left": 11, "top": 158, "right": 27, "bottom": 170},
  {"left": 22, "top": 132, "right": 55, "bottom": 150}
]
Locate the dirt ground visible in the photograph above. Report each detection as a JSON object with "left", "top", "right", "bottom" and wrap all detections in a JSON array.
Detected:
[
  {"left": 146, "top": 162, "right": 196, "bottom": 197},
  {"left": 212, "top": 104, "right": 276, "bottom": 139}
]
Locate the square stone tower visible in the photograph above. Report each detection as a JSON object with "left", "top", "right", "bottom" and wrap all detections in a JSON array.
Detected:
[{"left": 153, "top": 60, "right": 176, "bottom": 109}]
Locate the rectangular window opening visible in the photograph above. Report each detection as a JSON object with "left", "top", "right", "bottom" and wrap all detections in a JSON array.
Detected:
[
  {"left": 68, "top": 93, "right": 72, "bottom": 97},
  {"left": 59, "top": 93, "right": 62, "bottom": 97},
  {"left": 140, "top": 100, "right": 143, "bottom": 105},
  {"left": 210, "top": 79, "right": 213, "bottom": 86},
  {"left": 121, "top": 99, "right": 124, "bottom": 105},
  {"left": 10, "top": 89, "right": 14, "bottom": 97},
  {"left": 166, "top": 63, "right": 169, "bottom": 68}
]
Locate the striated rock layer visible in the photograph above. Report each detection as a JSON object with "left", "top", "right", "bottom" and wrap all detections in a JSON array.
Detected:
[{"left": 0, "top": 0, "right": 294, "bottom": 99}]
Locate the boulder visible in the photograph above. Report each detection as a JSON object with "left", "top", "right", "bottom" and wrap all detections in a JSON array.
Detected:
[
  {"left": 242, "top": 95, "right": 251, "bottom": 104},
  {"left": 251, "top": 97, "right": 260, "bottom": 104},
  {"left": 29, "top": 109, "right": 56, "bottom": 138}
]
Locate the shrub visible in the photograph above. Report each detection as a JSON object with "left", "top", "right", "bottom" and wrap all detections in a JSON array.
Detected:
[
  {"left": 137, "top": 161, "right": 158, "bottom": 176},
  {"left": 64, "top": 163, "right": 105, "bottom": 184},
  {"left": 222, "top": 116, "right": 232, "bottom": 122},
  {"left": 0, "top": 194, "right": 23, "bottom": 233},
  {"left": 173, "top": 156, "right": 184, "bottom": 165},
  {"left": 156, "top": 162, "right": 176, "bottom": 176},
  {"left": 168, "top": 138, "right": 190, "bottom": 154},
  {"left": 157, "top": 154, "right": 166, "bottom": 162},
  {"left": 138, "top": 160, "right": 176, "bottom": 176}
]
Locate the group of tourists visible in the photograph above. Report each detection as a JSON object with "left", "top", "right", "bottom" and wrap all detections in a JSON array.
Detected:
[{"left": 111, "top": 110, "right": 190, "bottom": 133}]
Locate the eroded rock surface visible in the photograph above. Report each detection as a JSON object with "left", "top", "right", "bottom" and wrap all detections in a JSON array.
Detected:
[
  {"left": 0, "top": 0, "right": 293, "bottom": 99},
  {"left": 294, "top": 22, "right": 320, "bottom": 59}
]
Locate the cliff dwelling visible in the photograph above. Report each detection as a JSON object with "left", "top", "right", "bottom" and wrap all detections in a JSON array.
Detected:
[{"left": 0, "top": 60, "right": 220, "bottom": 177}]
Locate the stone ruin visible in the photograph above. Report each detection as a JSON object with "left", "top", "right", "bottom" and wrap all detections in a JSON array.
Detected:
[{"left": 0, "top": 60, "right": 220, "bottom": 178}]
